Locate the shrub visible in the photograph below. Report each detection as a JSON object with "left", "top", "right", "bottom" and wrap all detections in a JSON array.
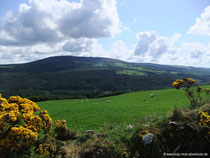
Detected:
[
  {"left": 54, "top": 120, "right": 76, "bottom": 140},
  {"left": 0, "top": 93, "right": 53, "bottom": 155},
  {"left": 36, "top": 134, "right": 58, "bottom": 158},
  {"left": 173, "top": 78, "right": 210, "bottom": 108},
  {"left": 199, "top": 111, "right": 210, "bottom": 127}
]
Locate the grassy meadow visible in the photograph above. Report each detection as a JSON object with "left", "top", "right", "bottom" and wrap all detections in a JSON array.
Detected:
[{"left": 38, "top": 88, "right": 191, "bottom": 131}]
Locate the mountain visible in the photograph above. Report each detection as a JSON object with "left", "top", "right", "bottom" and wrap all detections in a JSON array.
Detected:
[{"left": 0, "top": 56, "right": 210, "bottom": 101}]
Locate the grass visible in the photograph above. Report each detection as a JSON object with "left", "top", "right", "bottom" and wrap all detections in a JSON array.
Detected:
[
  {"left": 115, "top": 62, "right": 144, "bottom": 71},
  {"left": 142, "top": 69, "right": 166, "bottom": 75},
  {"left": 116, "top": 70, "right": 146, "bottom": 76},
  {"left": 0, "top": 65, "right": 13, "bottom": 68},
  {"left": 115, "top": 62, "right": 130, "bottom": 68},
  {"left": 115, "top": 62, "right": 166, "bottom": 75},
  {"left": 38, "top": 88, "right": 190, "bottom": 132}
]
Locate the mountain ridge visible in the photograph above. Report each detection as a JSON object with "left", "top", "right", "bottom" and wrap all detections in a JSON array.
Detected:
[
  {"left": 2, "top": 55, "right": 210, "bottom": 69},
  {"left": 0, "top": 55, "right": 210, "bottom": 101}
]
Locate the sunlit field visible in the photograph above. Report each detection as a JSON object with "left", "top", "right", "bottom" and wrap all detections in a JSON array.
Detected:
[{"left": 38, "top": 88, "right": 189, "bottom": 131}]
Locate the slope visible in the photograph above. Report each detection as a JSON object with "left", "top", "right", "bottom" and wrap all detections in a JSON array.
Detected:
[{"left": 0, "top": 56, "right": 210, "bottom": 100}]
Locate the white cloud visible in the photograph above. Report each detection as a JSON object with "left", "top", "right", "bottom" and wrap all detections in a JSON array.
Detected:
[
  {"left": 0, "top": 42, "right": 65, "bottom": 64},
  {"left": 134, "top": 31, "right": 180, "bottom": 62},
  {"left": 59, "top": 0, "right": 121, "bottom": 38},
  {"left": 0, "top": 38, "right": 106, "bottom": 64},
  {"left": 154, "top": 41, "right": 210, "bottom": 67},
  {"left": 134, "top": 31, "right": 157, "bottom": 55},
  {"left": 106, "top": 40, "right": 134, "bottom": 61},
  {"left": 62, "top": 38, "right": 105, "bottom": 57},
  {"left": 187, "top": 6, "right": 210, "bottom": 36},
  {"left": 63, "top": 38, "right": 94, "bottom": 53},
  {"left": 131, "top": 31, "right": 210, "bottom": 67},
  {"left": 178, "top": 42, "right": 208, "bottom": 66},
  {"left": 0, "top": 0, "right": 121, "bottom": 46},
  {"left": 0, "top": 0, "right": 122, "bottom": 64},
  {"left": 0, "top": 0, "right": 209, "bottom": 68}
]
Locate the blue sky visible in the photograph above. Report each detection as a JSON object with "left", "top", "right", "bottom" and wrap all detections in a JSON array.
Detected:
[
  {"left": 0, "top": 0, "right": 210, "bottom": 67},
  {"left": 100, "top": 0, "right": 210, "bottom": 49}
]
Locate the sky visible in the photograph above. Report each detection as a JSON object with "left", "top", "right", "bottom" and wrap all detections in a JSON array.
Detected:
[{"left": 0, "top": 0, "right": 210, "bottom": 67}]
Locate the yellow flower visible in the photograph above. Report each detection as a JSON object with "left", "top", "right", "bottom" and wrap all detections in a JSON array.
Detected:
[
  {"left": 0, "top": 94, "right": 53, "bottom": 151},
  {"left": 8, "top": 96, "right": 25, "bottom": 104},
  {"left": 172, "top": 79, "right": 183, "bottom": 89},
  {"left": 199, "top": 111, "right": 210, "bottom": 127},
  {"left": 39, "top": 110, "right": 53, "bottom": 133}
]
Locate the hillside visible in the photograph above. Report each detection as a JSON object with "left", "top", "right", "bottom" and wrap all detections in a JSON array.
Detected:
[
  {"left": 1, "top": 85, "right": 209, "bottom": 158},
  {"left": 38, "top": 88, "right": 190, "bottom": 131},
  {"left": 1, "top": 56, "right": 210, "bottom": 100}
]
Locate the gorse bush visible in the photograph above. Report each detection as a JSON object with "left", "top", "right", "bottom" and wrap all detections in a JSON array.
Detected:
[
  {"left": 36, "top": 134, "right": 58, "bottom": 158},
  {"left": 173, "top": 78, "right": 210, "bottom": 108},
  {"left": 199, "top": 111, "right": 210, "bottom": 127},
  {"left": 0, "top": 94, "right": 53, "bottom": 153},
  {"left": 54, "top": 120, "right": 76, "bottom": 140},
  {"left": 0, "top": 93, "right": 78, "bottom": 157}
]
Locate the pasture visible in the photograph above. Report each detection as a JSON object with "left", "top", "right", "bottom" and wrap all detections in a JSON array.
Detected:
[{"left": 38, "top": 88, "right": 189, "bottom": 131}]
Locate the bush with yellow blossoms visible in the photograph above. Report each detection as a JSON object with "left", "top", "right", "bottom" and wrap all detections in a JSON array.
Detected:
[
  {"left": 173, "top": 78, "right": 210, "bottom": 108},
  {"left": 54, "top": 120, "right": 76, "bottom": 140},
  {"left": 35, "top": 120, "right": 76, "bottom": 157},
  {"left": 37, "top": 143, "right": 57, "bottom": 157},
  {"left": 0, "top": 93, "right": 53, "bottom": 153},
  {"left": 199, "top": 111, "right": 210, "bottom": 127},
  {"left": 173, "top": 78, "right": 195, "bottom": 89},
  {"left": 36, "top": 134, "right": 58, "bottom": 158}
]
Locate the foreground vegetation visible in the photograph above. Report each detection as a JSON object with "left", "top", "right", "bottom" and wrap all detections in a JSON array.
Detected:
[{"left": 0, "top": 78, "right": 209, "bottom": 157}]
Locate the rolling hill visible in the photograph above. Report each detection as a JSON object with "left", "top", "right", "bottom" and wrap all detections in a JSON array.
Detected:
[
  {"left": 0, "top": 56, "right": 210, "bottom": 100},
  {"left": 38, "top": 88, "right": 190, "bottom": 131}
]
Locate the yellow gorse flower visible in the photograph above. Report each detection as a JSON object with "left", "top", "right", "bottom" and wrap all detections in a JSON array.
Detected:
[
  {"left": 0, "top": 126, "right": 38, "bottom": 151},
  {"left": 199, "top": 111, "right": 210, "bottom": 127},
  {"left": 0, "top": 93, "right": 53, "bottom": 151},
  {"left": 172, "top": 78, "right": 195, "bottom": 89},
  {"left": 55, "top": 120, "right": 67, "bottom": 130},
  {"left": 172, "top": 79, "right": 183, "bottom": 88},
  {"left": 40, "top": 110, "right": 53, "bottom": 133},
  {"left": 36, "top": 143, "right": 57, "bottom": 157}
]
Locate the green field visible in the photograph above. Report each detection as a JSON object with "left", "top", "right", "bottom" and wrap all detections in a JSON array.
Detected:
[{"left": 38, "top": 88, "right": 191, "bottom": 131}]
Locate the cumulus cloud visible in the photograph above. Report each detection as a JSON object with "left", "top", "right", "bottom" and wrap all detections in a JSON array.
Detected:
[
  {"left": 63, "top": 38, "right": 94, "bottom": 53},
  {"left": 154, "top": 41, "right": 210, "bottom": 67},
  {"left": 131, "top": 31, "right": 210, "bottom": 67},
  {"left": 0, "top": 2, "right": 62, "bottom": 46},
  {"left": 179, "top": 42, "right": 208, "bottom": 65},
  {"left": 0, "top": 0, "right": 209, "bottom": 68},
  {"left": 0, "top": 0, "right": 121, "bottom": 46},
  {"left": 134, "top": 31, "right": 180, "bottom": 62},
  {"left": 106, "top": 40, "right": 134, "bottom": 61},
  {"left": 59, "top": 0, "right": 121, "bottom": 38},
  {"left": 0, "top": 0, "right": 122, "bottom": 64},
  {"left": 62, "top": 38, "right": 105, "bottom": 57},
  {"left": 187, "top": 6, "right": 210, "bottom": 36},
  {"left": 0, "top": 38, "right": 106, "bottom": 64},
  {"left": 0, "top": 42, "right": 65, "bottom": 64},
  {"left": 190, "top": 50, "right": 204, "bottom": 59},
  {"left": 134, "top": 31, "right": 157, "bottom": 55}
]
